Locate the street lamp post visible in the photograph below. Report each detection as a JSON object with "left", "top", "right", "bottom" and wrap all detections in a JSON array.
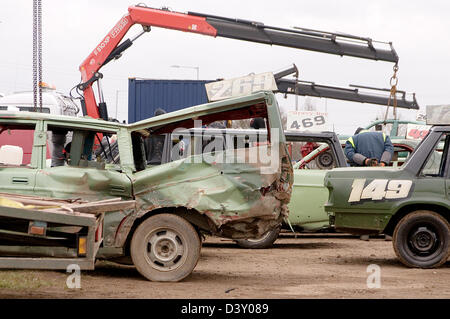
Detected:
[
  {"left": 170, "top": 65, "right": 199, "bottom": 80},
  {"left": 115, "top": 89, "right": 127, "bottom": 120}
]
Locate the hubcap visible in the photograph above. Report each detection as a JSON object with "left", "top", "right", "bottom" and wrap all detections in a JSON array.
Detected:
[
  {"left": 146, "top": 229, "right": 185, "bottom": 271},
  {"left": 408, "top": 226, "right": 439, "bottom": 256}
]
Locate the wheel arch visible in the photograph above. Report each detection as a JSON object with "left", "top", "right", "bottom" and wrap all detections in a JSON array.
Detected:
[
  {"left": 122, "top": 206, "right": 212, "bottom": 256},
  {"left": 383, "top": 203, "right": 450, "bottom": 236}
]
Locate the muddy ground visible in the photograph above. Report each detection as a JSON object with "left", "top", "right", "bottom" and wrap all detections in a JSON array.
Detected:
[{"left": 0, "top": 231, "right": 449, "bottom": 299}]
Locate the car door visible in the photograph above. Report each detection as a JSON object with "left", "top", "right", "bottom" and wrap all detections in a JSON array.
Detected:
[
  {"left": 288, "top": 134, "right": 341, "bottom": 230},
  {"left": 441, "top": 135, "right": 450, "bottom": 200},
  {"left": 417, "top": 133, "right": 449, "bottom": 204},
  {"left": 33, "top": 124, "right": 133, "bottom": 201}
]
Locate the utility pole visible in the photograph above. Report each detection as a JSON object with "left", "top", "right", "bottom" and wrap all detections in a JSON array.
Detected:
[
  {"left": 115, "top": 90, "right": 127, "bottom": 120},
  {"left": 115, "top": 90, "right": 119, "bottom": 119}
]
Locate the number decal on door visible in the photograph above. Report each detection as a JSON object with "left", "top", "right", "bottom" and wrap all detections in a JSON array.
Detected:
[{"left": 348, "top": 179, "right": 413, "bottom": 202}]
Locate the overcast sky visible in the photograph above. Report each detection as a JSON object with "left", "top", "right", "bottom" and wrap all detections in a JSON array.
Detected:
[{"left": 1, "top": 1, "right": 449, "bottom": 134}]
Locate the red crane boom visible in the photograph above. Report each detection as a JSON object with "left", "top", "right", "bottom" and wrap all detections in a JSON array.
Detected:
[{"left": 77, "top": 5, "right": 399, "bottom": 120}]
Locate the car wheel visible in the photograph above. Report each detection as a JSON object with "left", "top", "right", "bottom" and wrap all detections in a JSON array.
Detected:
[
  {"left": 315, "top": 150, "right": 335, "bottom": 169},
  {"left": 130, "top": 213, "right": 201, "bottom": 282},
  {"left": 393, "top": 210, "right": 450, "bottom": 268},
  {"left": 235, "top": 226, "right": 281, "bottom": 249}
]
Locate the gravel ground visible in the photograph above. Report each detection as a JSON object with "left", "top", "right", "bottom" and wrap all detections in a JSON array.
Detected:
[{"left": 0, "top": 232, "right": 449, "bottom": 299}]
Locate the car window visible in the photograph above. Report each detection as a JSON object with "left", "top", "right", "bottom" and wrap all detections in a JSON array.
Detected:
[
  {"left": 135, "top": 104, "right": 271, "bottom": 170},
  {"left": 144, "top": 133, "right": 168, "bottom": 166},
  {"left": 292, "top": 141, "right": 336, "bottom": 169},
  {"left": 390, "top": 144, "right": 414, "bottom": 167},
  {"left": 0, "top": 123, "right": 36, "bottom": 166},
  {"left": 420, "top": 133, "right": 448, "bottom": 177},
  {"left": 46, "top": 125, "right": 117, "bottom": 169}
]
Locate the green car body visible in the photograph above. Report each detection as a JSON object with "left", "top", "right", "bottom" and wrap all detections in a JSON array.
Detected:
[
  {"left": 234, "top": 131, "right": 346, "bottom": 248},
  {"left": 287, "top": 132, "right": 347, "bottom": 231},
  {"left": 288, "top": 169, "right": 330, "bottom": 231},
  {"left": 324, "top": 109, "right": 450, "bottom": 268},
  {"left": 324, "top": 136, "right": 446, "bottom": 235},
  {"left": 235, "top": 132, "right": 425, "bottom": 249},
  {"left": 0, "top": 91, "right": 293, "bottom": 280},
  {"left": 262, "top": 135, "right": 419, "bottom": 233}
]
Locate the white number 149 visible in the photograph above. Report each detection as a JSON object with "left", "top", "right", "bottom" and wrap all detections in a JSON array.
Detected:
[{"left": 348, "top": 179, "right": 412, "bottom": 203}]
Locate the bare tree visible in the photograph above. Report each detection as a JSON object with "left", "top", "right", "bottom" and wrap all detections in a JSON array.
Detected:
[
  {"left": 303, "top": 97, "right": 317, "bottom": 111},
  {"left": 369, "top": 107, "right": 405, "bottom": 136},
  {"left": 280, "top": 108, "right": 287, "bottom": 130}
]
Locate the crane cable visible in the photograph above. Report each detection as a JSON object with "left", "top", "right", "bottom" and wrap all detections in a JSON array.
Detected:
[
  {"left": 32, "top": 0, "right": 43, "bottom": 112},
  {"left": 384, "top": 63, "right": 399, "bottom": 121}
]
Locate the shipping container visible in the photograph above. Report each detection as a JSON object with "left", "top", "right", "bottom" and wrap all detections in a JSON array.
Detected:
[{"left": 128, "top": 78, "right": 212, "bottom": 123}]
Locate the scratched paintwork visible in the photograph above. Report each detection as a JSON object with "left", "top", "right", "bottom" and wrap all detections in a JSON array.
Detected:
[
  {"left": 0, "top": 91, "right": 292, "bottom": 257},
  {"left": 132, "top": 143, "right": 292, "bottom": 240}
]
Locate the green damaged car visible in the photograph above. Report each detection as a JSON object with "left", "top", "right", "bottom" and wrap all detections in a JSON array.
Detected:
[
  {"left": 0, "top": 91, "right": 293, "bottom": 281},
  {"left": 234, "top": 131, "right": 419, "bottom": 249},
  {"left": 235, "top": 131, "right": 346, "bottom": 248},
  {"left": 324, "top": 105, "right": 450, "bottom": 268}
]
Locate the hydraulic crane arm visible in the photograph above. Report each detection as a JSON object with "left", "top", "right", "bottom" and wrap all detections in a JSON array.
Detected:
[
  {"left": 189, "top": 11, "right": 398, "bottom": 63},
  {"left": 271, "top": 64, "right": 418, "bottom": 109},
  {"left": 276, "top": 79, "right": 419, "bottom": 110},
  {"left": 78, "top": 4, "right": 400, "bottom": 120},
  {"left": 78, "top": 5, "right": 219, "bottom": 119}
]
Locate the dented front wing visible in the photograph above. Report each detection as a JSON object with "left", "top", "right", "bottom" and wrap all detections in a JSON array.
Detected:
[{"left": 131, "top": 144, "right": 293, "bottom": 240}]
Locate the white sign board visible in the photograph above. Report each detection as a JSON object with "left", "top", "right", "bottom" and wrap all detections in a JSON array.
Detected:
[
  {"left": 406, "top": 123, "right": 432, "bottom": 140},
  {"left": 205, "top": 72, "right": 278, "bottom": 102},
  {"left": 426, "top": 104, "right": 450, "bottom": 125},
  {"left": 286, "top": 110, "right": 332, "bottom": 132}
]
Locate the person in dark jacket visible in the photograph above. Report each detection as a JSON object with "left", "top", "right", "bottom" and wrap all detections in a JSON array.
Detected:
[
  {"left": 250, "top": 117, "right": 266, "bottom": 129},
  {"left": 345, "top": 127, "right": 394, "bottom": 167}
]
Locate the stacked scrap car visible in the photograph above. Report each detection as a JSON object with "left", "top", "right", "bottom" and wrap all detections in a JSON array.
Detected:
[{"left": 0, "top": 91, "right": 293, "bottom": 281}]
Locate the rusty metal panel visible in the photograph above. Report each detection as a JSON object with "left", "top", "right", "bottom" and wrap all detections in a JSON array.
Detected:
[{"left": 0, "top": 198, "right": 108, "bottom": 270}]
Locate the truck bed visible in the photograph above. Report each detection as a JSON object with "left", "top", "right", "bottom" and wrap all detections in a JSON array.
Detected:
[{"left": 0, "top": 194, "right": 135, "bottom": 270}]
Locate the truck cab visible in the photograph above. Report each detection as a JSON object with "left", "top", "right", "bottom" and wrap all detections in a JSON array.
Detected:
[
  {"left": 324, "top": 105, "right": 450, "bottom": 268},
  {"left": 0, "top": 85, "right": 79, "bottom": 116},
  {"left": 0, "top": 85, "right": 80, "bottom": 166}
]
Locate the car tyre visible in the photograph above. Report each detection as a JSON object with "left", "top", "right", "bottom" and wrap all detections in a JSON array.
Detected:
[
  {"left": 235, "top": 226, "right": 281, "bottom": 249},
  {"left": 315, "top": 150, "right": 335, "bottom": 169},
  {"left": 130, "top": 213, "right": 201, "bottom": 282},
  {"left": 393, "top": 210, "right": 450, "bottom": 268}
]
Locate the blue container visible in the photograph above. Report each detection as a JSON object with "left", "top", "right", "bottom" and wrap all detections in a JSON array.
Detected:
[{"left": 128, "top": 78, "right": 212, "bottom": 123}]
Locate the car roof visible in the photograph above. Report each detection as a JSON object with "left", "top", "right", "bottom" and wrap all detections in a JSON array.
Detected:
[
  {"left": 128, "top": 91, "right": 272, "bottom": 131},
  {"left": 0, "top": 111, "right": 122, "bottom": 130},
  {"left": 0, "top": 91, "right": 273, "bottom": 132}
]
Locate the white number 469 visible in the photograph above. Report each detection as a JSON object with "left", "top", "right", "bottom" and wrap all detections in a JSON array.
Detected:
[{"left": 348, "top": 179, "right": 413, "bottom": 203}]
